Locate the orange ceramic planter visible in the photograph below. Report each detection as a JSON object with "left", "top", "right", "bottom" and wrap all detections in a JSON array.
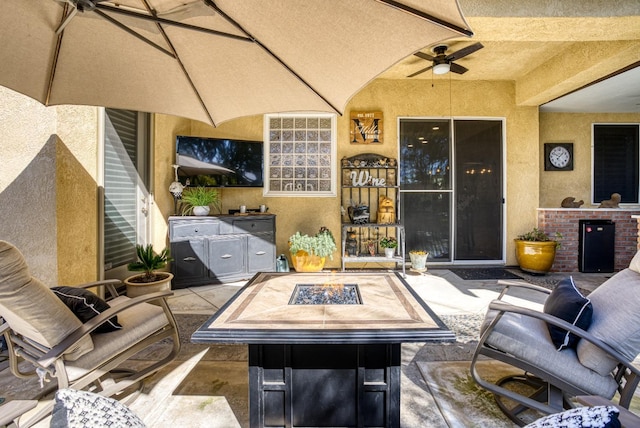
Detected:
[
  {"left": 514, "top": 240, "right": 557, "bottom": 274},
  {"left": 290, "top": 250, "right": 326, "bottom": 272}
]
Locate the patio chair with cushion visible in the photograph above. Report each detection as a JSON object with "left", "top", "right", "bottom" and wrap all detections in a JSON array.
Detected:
[
  {"left": 0, "top": 241, "right": 180, "bottom": 427},
  {"left": 470, "top": 251, "right": 640, "bottom": 426}
]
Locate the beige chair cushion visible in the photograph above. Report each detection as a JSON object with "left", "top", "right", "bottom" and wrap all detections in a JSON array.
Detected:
[
  {"left": 577, "top": 267, "right": 640, "bottom": 375},
  {"left": 629, "top": 250, "right": 640, "bottom": 274},
  {"left": 0, "top": 241, "right": 93, "bottom": 360},
  {"left": 65, "top": 296, "right": 170, "bottom": 382}
]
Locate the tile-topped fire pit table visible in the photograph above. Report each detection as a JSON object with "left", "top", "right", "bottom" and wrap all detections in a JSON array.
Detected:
[{"left": 192, "top": 272, "right": 454, "bottom": 428}]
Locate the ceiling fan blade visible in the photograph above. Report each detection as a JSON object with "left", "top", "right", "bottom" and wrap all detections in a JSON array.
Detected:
[
  {"left": 446, "top": 42, "right": 484, "bottom": 61},
  {"left": 449, "top": 63, "right": 469, "bottom": 74},
  {"left": 414, "top": 51, "right": 436, "bottom": 62},
  {"left": 407, "top": 65, "right": 434, "bottom": 78}
]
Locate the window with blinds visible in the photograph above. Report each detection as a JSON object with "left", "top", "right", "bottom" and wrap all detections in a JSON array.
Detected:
[
  {"left": 593, "top": 124, "right": 640, "bottom": 204},
  {"left": 103, "top": 109, "right": 146, "bottom": 270}
]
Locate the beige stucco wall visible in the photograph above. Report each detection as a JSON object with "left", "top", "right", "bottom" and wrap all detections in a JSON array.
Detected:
[
  {"left": 0, "top": 86, "right": 99, "bottom": 285},
  {"left": 154, "top": 78, "right": 540, "bottom": 267},
  {"left": 4, "top": 81, "right": 637, "bottom": 279},
  {"left": 539, "top": 112, "right": 640, "bottom": 209}
]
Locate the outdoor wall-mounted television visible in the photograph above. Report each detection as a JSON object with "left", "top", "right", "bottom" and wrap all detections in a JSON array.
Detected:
[{"left": 176, "top": 136, "right": 264, "bottom": 187}]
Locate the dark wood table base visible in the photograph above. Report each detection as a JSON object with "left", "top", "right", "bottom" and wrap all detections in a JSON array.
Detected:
[{"left": 249, "top": 343, "right": 400, "bottom": 428}]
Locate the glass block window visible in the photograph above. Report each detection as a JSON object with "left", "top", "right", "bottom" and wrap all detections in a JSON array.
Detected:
[{"left": 264, "top": 113, "right": 336, "bottom": 197}]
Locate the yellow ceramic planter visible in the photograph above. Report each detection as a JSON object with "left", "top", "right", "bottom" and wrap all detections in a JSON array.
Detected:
[
  {"left": 514, "top": 240, "right": 557, "bottom": 274},
  {"left": 290, "top": 250, "right": 326, "bottom": 272}
]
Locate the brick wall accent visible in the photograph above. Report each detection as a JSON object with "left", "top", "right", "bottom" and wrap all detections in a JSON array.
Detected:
[{"left": 537, "top": 209, "right": 640, "bottom": 272}]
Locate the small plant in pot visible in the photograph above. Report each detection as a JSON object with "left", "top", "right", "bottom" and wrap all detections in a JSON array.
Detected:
[
  {"left": 409, "top": 250, "right": 428, "bottom": 272},
  {"left": 515, "top": 227, "right": 563, "bottom": 274},
  {"left": 180, "top": 186, "right": 222, "bottom": 216},
  {"left": 380, "top": 236, "right": 398, "bottom": 258},
  {"left": 124, "top": 244, "right": 174, "bottom": 300},
  {"left": 288, "top": 226, "right": 337, "bottom": 272}
]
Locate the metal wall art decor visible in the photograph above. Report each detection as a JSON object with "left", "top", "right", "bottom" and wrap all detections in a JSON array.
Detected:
[
  {"left": 350, "top": 111, "right": 383, "bottom": 144},
  {"left": 340, "top": 153, "right": 396, "bottom": 168}
]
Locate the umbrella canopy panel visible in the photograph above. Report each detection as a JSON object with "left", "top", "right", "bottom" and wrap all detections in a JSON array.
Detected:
[{"left": 0, "top": 0, "right": 473, "bottom": 126}]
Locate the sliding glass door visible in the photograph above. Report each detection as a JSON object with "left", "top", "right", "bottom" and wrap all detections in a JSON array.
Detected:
[{"left": 399, "top": 118, "right": 504, "bottom": 263}]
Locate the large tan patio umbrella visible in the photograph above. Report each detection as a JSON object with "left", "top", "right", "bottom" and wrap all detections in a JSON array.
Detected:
[{"left": 0, "top": 0, "right": 473, "bottom": 126}]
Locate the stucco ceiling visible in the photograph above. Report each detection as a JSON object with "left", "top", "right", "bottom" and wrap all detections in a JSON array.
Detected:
[{"left": 379, "top": 0, "right": 640, "bottom": 113}]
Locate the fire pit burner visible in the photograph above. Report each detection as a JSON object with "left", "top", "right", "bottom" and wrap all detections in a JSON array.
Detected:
[{"left": 289, "top": 283, "right": 361, "bottom": 305}]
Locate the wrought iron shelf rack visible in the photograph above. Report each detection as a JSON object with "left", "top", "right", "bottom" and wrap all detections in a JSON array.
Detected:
[{"left": 340, "top": 153, "right": 406, "bottom": 276}]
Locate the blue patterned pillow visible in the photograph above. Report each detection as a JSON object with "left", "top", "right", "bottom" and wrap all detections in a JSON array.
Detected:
[
  {"left": 524, "top": 406, "right": 620, "bottom": 428},
  {"left": 543, "top": 276, "right": 593, "bottom": 351},
  {"left": 51, "top": 389, "right": 146, "bottom": 428}
]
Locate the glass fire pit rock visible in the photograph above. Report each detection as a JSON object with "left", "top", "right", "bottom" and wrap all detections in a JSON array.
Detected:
[{"left": 289, "top": 283, "right": 362, "bottom": 305}]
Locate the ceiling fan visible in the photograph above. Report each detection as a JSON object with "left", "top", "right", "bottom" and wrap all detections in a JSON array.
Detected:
[{"left": 408, "top": 42, "right": 484, "bottom": 77}]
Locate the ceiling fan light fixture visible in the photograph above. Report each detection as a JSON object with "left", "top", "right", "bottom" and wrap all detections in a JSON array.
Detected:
[{"left": 433, "top": 63, "right": 450, "bottom": 75}]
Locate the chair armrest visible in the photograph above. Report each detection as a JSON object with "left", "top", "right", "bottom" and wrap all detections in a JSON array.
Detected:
[
  {"left": 496, "top": 282, "right": 552, "bottom": 300},
  {"left": 38, "top": 290, "right": 174, "bottom": 367},
  {"left": 74, "top": 279, "right": 123, "bottom": 299},
  {"left": 486, "top": 300, "right": 640, "bottom": 378}
]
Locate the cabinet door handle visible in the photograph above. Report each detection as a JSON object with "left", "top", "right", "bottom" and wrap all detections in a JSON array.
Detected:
[
  {"left": 221, "top": 254, "right": 232, "bottom": 259},
  {"left": 255, "top": 251, "right": 266, "bottom": 255},
  {"left": 183, "top": 257, "right": 197, "bottom": 262}
]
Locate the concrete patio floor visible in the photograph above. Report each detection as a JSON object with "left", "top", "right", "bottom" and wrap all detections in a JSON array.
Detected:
[{"left": 1, "top": 268, "right": 612, "bottom": 427}]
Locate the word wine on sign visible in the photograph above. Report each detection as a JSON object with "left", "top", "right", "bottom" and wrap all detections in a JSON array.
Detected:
[{"left": 350, "top": 171, "right": 386, "bottom": 187}]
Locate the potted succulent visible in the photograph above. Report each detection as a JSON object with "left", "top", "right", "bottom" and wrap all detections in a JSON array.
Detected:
[
  {"left": 124, "top": 244, "right": 173, "bottom": 300},
  {"left": 380, "top": 236, "right": 398, "bottom": 258},
  {"left": 180, "top": 186, "right": 222, "bottom": 216},
  {"left": 288, "top": 227, "right": 337, "bottom": 272},
  {"left": 409, "top": 250, "right": 428, "bottom": 272},
  {"left": 515, "top": 227, "right": 563, "bottom": 274}
]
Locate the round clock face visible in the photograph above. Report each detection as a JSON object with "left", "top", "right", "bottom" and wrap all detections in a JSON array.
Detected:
[{"left": 549, "top": 146, "right": 570, "bottom": 168}]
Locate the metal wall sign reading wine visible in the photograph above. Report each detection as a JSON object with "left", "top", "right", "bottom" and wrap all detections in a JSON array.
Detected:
[
  {"left": 350, "top": 111, "right": 383, "bottom": 144},
  {"left": 350, "top": 170, "right": 386, "bottom": 187}
]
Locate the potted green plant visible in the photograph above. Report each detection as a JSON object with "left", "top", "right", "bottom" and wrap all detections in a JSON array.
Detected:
[
  {"left": 124, "top": 244, "right": 173, "bottom": 300},
  {"left": 409, "top": 250, "right": 428, "bottom": 272},
  {"left": 288, "top": 226, "right": 337, "bottom": 272},
  {"left": 380, "top": 236, "right": 398, "bottom": 258},
  {"left": 180, "top": 186, "right": 222, "bottom": 216},
  {"left": 515, "top": 227, "right": 563, "bottom": 274}
]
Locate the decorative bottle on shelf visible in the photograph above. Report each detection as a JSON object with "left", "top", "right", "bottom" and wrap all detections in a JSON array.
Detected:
[{"left": 276, "top": 254, "right": 289, "bottom": 272}]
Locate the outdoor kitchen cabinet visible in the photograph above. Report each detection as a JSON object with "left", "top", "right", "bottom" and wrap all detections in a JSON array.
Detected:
[{"left": 169, "top": 215, "right": 276, "bottom": 288}]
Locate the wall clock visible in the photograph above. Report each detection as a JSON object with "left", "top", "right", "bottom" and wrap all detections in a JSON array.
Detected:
[{"left": 544, "top": 143, "right": 573, "bottom": 171}]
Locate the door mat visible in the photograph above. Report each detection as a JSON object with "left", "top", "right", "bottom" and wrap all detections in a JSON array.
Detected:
[{"left": 449, "top": 268, "right": 523, "bottom": 281}]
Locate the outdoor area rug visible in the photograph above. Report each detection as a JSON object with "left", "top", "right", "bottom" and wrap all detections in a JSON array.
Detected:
[
  {"left": 418, "top": 360, "right": 534, "bottom": 427},
  {"left": 449, "top": 268, "right": 523, "bottom": 281}
]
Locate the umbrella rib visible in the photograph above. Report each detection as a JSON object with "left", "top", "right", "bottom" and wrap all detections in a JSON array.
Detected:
[
  {"left": 139, "top": 0, "right": 216, "bottom": 126},
  {"left": 202, "top": 0, "right": 341, "bottom": 115},
  {"left": 95, "top": 4, "right": 252, "bottom": 42},
  {"left": 46, "top": 2, "right": 70, "bottom": 105},
  {"left": 375, "top": 0, "right": 474, "bottom": 37},
  {"left": 93, "top": 9, "right": 176, "bottom": 58}
]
